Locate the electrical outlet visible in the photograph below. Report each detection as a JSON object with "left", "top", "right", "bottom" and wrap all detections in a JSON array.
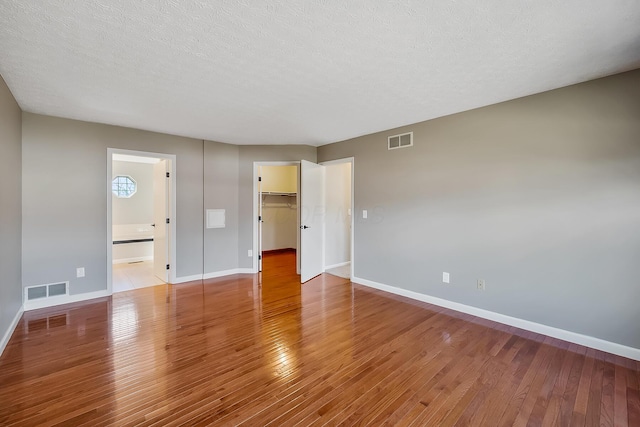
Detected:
[
  {"left": 442, "top": 272, "right": 450, "bottom": 284},
  {"left": 477, "top": 279, "right": 486, "bottom": 291},
  {"left": 248, "top": 249, "right": 253, "bottom": 257},
  {"left": 77, "top": 267, "right": 85, "bottom": 278}
]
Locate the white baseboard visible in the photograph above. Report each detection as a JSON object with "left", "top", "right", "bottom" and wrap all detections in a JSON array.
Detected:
[
  {"left": 204, "top": 269, "right": 242, "bottom": 279},
  {"left": 112, "top": 256, "right": 153, "bottom": 264},
  {"left": 324, "top": 261, "right": 350, "bottom": 271},
  {"left": 172, "top": 274, "right": 203, "bottom": 284},
  {"left": 24, "top": 289, "right": 111, "bottom": 312},
  {"left": 0, "top": 304, "right": 24, "bottom": 357},
  {"left": 173, "top": 268, "right": 256, "bottom": 284},
  {"left": 352, "top": 276, "right": 640, "bottom": 361}
]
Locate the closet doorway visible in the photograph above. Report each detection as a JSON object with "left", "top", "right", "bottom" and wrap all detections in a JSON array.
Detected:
[{"left": 256, "top": 163, "right": 300, "bottom": 276}]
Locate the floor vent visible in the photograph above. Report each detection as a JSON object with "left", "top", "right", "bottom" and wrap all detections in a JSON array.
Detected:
[
  {"left": 388, "top": 131, "right": 413, "bottom": 150},
  {"left": 25, "top": 282, "right": 69, "bottom": 301}
]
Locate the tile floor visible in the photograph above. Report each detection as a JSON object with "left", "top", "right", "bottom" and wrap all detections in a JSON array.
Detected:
[
  {"left": 325, "top": 262, "right": 351, "bottom": 279},
  {"left": 112, "top": 261, "right": 165, "bottom": 293}
]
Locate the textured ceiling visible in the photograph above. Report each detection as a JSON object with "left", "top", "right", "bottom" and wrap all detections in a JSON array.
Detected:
[{"left": 1, "top": 1, "right": 639, "bottom": 146}]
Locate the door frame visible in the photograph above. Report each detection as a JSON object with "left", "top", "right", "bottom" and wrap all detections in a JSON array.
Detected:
[
  {"left": 252, "top": 161, "right": 301, "bottom": 274},
  {"left": 107, "top": 148, "right": 177, "bottom": 294},
  {"left": 320, "top": 157, "right": 355, "bottom": 279}
]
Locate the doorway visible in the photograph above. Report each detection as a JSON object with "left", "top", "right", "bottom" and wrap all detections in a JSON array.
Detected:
[
  {"left": 107, "top": 149, "right": 177, "bottom": 294},
  {"left": 256, "top": 163, "right": 300, "bottom": 277},
  {"left": 252, "top": 158, "right": 354, "bottom": 284},
  {"left": 322, "top": 158, "right": 354, "bottom": 279}
]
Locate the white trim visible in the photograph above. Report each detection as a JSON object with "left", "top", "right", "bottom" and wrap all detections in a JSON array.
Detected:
[
  {"left": 352, "top": 276, "right": 640, "bottom": 361},
  {"left": 24, "top": 290, "right": 110, "bottom": 312},
  {"left": 112, "top": 256, "right": 153, "bottom": 264},
  {"left": 172, "top": 274, "right": 203, "bottom": 284},
  {"left": 203, "top": 268, "right": 255, "bottom": 280},
  {"left": 107, "top": 148, "right": 178, "bottom": 294},
  {"left": 173, "top": 268, "right": 256, "bottom": 284},
  {"left": 324, "top": 261, "right": 350, "bottom": 270},
  {"left": 0, "top": 305, "right": 24, "bottom": 357},
  {"left": 320, "top": 157, "right": 355, "bottom": 280},
  {"left": 319, "top": 157, "right": 355, "bottom": 166}
]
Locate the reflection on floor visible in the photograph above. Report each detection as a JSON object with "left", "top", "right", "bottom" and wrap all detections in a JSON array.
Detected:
[
  {"left": 3, "top": 253, "right": 636, "bottom": 425},
  {"left": 261, "top": 249, "right": 298, "bottom": 280},
  {"left": 112, "top": 261, "right": 164, "bottom": 293},
  {"left": 326, "top": 262, "right": 350, "bottom": 279}
]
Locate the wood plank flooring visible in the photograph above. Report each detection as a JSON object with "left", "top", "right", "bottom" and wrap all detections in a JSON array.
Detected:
[{"left": 1, "top": 252, "right": 638, "bottom": 426}]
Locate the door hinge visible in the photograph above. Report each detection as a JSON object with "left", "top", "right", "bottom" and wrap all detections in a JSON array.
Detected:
[
  {"left": 258, "top": 215, "right": 262, "bottom": 221},
  {"left": 259, "top": 255, "right": 262, "bottom": 260},
  {"left": 258, "top": 176, "right": 262, "bottom": 182},
  {"left": 166, "top": 172, "right": 170, "bottom": 178},
  {"left": 166, "top": 264, "right": 170, "bottom": 270},
  {"left": 166, "top": 218, "right": 170, "bottom": 224}
]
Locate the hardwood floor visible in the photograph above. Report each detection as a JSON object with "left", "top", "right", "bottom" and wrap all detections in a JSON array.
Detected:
[{"left": 1, "top": 252, "right": 638, "bottom": 426}]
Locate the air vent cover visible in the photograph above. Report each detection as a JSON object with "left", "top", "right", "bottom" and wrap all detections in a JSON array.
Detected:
[
  {"left": 25, "top": 282, "right": 69, "bottom": 300},
  {"left": 27, "top": 286, "right": 47, "bottom": 300},
  {"left": 388, "top": 132, "right": 413, "bottom": 150},
  {"left": 49, "top": 283, "right": 67, "bottom": 297}
]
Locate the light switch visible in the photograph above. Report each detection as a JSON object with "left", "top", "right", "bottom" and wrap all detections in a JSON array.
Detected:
[{"left": 362, "top": 210, "right": 368, "bottom": 219}]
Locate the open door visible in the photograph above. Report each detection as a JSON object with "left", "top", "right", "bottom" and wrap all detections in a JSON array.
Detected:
[
  {"left": 300, "top": 160, "right": 325, "bottom": 283},
  {"left": 153, "top": 159, "right": 169, "bottom": 282}
]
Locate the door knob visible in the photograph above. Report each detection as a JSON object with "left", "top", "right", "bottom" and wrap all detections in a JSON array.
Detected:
[{"left": 300, "top": 225, "right": 309, "bottom": 229}]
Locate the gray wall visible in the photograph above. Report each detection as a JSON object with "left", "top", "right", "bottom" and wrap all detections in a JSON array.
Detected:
[
  {"left": 318, "top": 69, "right": 640, "bottom": 349},
  {"left": 238, "top": 145, "right": 317, "bottom": 268},
  {"left": 0, "top": 75, "right": 23, "bottom": 342},
  {"left": 21, "top": 114, "right": 316, "bottom": 292},
  {"left": 22, "top": 113, "right": 205, "bottom": 292},
  {"left": 112, "top": 161, "right": 154, "bottom": 225},
  {"left": 16, "top": 69, "right": 639, "bottom": 350},
  {"left": 204, "top": 140, "right": 240, "bottom": 273}
]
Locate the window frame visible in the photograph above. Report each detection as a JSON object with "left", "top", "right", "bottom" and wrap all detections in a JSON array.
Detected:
[{"left": 111, "top": 175, "right": 137, "bottom": 198}]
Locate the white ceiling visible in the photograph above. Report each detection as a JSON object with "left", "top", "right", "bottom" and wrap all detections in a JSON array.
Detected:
[{"left": 1, "top": 1, "right": 639, "bottom": 146}]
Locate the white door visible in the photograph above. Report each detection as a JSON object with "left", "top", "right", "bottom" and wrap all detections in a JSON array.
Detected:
[
  {"left": 300, "top": 160, "right": 325, "bottom": 283},
  {"left": 153, "top": 159, "right": 169, "bottom": 282}
]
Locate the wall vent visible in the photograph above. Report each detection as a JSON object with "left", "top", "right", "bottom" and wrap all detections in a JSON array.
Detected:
[
  {"left": 25, "top": 282, "right": 69, "bottom": 301},
  {"left": 388, "top": 132, "right": 413, "bottom": 150}
]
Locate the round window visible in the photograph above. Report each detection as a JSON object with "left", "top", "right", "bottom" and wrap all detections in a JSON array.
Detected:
[{"left": 112, "top": 175, "right": 137, "bottom": 198}]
